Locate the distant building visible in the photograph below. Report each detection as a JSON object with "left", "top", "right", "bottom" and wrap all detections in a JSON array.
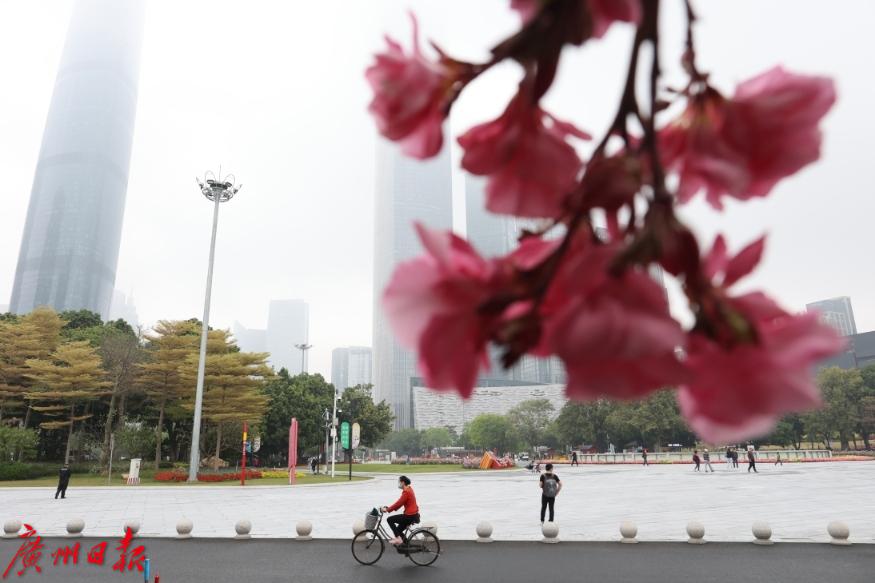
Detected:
[
  {"left": 331, "top": 346, "right": 373, "bottom": 391},
  {"left": 819, "top": 330, "right": 875, "bottom": 370},
  {"left": 412, "top": 380, "right": 566, "bottom": 433},
  {"left": 232, "top": 321, "right": 267, "bottom": 353},
  {"left": 9, "top": 0, "right": 144, "bottom": 319},
  {"left": 232, "top": 300, "right": 309, "bottom": 373},
  {"left": 108, "top": 290, "right": 139, "bottom": 329},
  {"left": 806, "top": 296, "right": 857, "bottom": 336},
  {"left": 464, "top": 175, "right": 566, "bottom": 386},
  {"left": 372, "top": 142, "right": 453, "bottom": 429}
]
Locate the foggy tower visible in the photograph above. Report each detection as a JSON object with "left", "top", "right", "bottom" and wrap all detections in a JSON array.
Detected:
[
  {"left": 372, "top": 142, "right": 453, "bottom": 429},
  {"left": 9, "top": 0, "right": 144, "bottom": 318}
]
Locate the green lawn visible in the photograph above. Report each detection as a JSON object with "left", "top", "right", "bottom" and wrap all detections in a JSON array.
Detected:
[
  {"left": 353, "top": 463, "right": 484, "bottom": 474},
  {"left": 0, "top": 472, "right": 368, "bottom": 488}
]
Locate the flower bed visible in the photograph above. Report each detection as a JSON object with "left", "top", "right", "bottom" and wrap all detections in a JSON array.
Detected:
[{"left": 154, "top": 469, "right": 263, "bottom": 482}]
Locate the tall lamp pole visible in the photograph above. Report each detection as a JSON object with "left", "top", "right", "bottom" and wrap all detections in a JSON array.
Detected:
[
  {"left": 294, "top": 343, "right": 312, "bottom": 374},
  {"left": 188, "top": 170, "right": 241, "bottom": 482}
]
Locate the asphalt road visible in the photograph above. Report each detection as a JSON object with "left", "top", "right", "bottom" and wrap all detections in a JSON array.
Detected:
[{"left": 1, "top": 538, "right": 871, "bottom": 582}]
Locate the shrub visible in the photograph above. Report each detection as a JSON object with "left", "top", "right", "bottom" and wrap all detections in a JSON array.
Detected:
[
  {"left": 0, "top": 427, "right": 39, "bottom": 462},
  {"left": 154, "top": 469, "right": 264, "bottom": 482},
  {"left": 154, "top": 471, "right": 187, "bottom": 482},
  {"left": 0, "top": 462, "right": 55, "bottom": 481}
]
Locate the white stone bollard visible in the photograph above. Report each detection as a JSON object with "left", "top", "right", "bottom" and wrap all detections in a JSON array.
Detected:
[
  {"left": 475, "top": 521, "right": 493, "bottom": 543},
  {"left": 66, "top": 518, "right": 85, "bottom": 538},
  {"left": 176, "top": 519, "right": 193, "bottom": 539},
  {"left": 541, "top": 522, "right": 559, "bottom": 544},
  {"left": 752, "top": 521, "right": 773, "bottom": 545},
  {"left": 234, "top": 519, "right": 252, "bottom": 540},
  {"left": 827, "top": 521, "right": 851, "bottom": 546},
  {"left": 421, "top": 521, "right": 438, "bottom": 535},
  {"left": 620, "top": 521, "right": 638, "bottom": 544},
  {"left": 352, "top": 519, "right": 365, "bottom": 536},
  {"left": 123, "top": 521, "right": 140, "bottom": 538},
  {"left": 296, "top": 520, "right": 313, "bottom": 541},
  {"left": 686, "top": 521, "right": 705, "bottom": 544},
  {"left": 3, "top": 520, "right": 21, "bottom": 539}
]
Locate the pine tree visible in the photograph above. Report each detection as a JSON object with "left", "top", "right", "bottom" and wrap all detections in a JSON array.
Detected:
[
  {"left": 25, "top": 341, "right": 110, "bottom": 463},
  {"left": 0, "top": 307, "right": 63, "bottom": 425},
  {"left": 138, "top": 320, "right": 199, "bottom": 468},
  {"left": 181, "top": 330, "right": 270, "bottom": 462}
]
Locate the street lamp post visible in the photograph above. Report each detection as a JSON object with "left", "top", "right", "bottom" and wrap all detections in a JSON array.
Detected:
[
  {"left": 188, "top": 170, "right": 241, "bottom": 482},
  {"left": 294, "top": 343, "right": 312, "bottom": 374}
]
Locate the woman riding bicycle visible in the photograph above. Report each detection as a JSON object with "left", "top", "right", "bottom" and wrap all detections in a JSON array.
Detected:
[{"left": 381, "top": 475, "right": 419, "bottom": 545}]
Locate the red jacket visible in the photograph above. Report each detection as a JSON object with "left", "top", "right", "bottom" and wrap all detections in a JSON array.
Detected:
[{"left": 387, "top": 486, "right": 419, "bottom": 516}]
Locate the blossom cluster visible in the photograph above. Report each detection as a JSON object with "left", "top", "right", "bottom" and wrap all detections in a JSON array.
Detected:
[{"left": 365, "top": 0, "right": 842, "bottom": 441}]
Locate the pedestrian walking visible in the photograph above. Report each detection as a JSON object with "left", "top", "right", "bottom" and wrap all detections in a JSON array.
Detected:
[
  {"left": 725, "top": 447, "right": 732, "bottom": 470},
  {"left": 692, "top": 450, "right": 701, "bottom": 471},
  {"left": 642, "top": 448, "right": 649, "bottom": 466},
  {"left": 539, "top": 463, "right": 562, "bottom": 523},
  {"left": 774, "top": 452, "right": 783, "bottom": 466},
  {"left": 747, "top": 448, "right": 758, "bottom": 473},
  {"left": 55, "top": 464, "right": 71, "bottom": 499},
  {"left": 571, "top": 451, "right": 579, "bottom": 467},
  {"left": 702, "top": 449, "right": 714, "bottom": 472},
  {"left": 731, "top": 448, "right": 739, "bottom": 469}
]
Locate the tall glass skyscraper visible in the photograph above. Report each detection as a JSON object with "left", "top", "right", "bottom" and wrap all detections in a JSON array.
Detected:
[
  {"left": 9, "top": 0, "right": 144, "bottom": 318},
  {"left": 372, "top": 142, "right": 453, "bottom": 429},
  {"left": 806, "top": 296, "right": 857, "bottom": 337}
]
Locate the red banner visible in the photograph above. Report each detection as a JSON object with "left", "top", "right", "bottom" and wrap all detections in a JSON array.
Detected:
[{"left": 288, "top": 418, "right": 298, "bottom": 485}]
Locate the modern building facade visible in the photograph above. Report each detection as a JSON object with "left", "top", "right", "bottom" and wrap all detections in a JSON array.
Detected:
[
  {"left": 9, "top": 0, "right": 144, "bottom": 318},
  {"left": 412, "top": 380, "right": 566, "bottom": 433},
  {"left": 819, "top": 330, "right": 875, "bottom": 370},
  {"left": 232, "top": 299, "right": 309, "bottom": 373},
  {"left": 372, "top": 141, "right": 453, "bottom": 428},
  {"left": 331, "top": 346, "right": 373, "bottom": 391},
  {"left": 806, "top": 296, "right": 857, "bottom": 336}
]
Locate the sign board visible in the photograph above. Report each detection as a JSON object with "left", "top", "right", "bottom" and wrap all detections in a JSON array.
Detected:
[
  {"left": 351, "top": 422, "right": 361, "bottom": 449},
  {"left": 126, "top": 458, "right": 141, "bottom": 485},
  {"left": 340, "top": 421, "right": 351, "bottom": 449}
]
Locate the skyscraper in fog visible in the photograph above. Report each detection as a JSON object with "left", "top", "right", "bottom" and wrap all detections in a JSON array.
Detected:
[
  {"left": 806, "top": 296, "right": 857, "bottom": 336},
  {"left": 464, "top": 176, "right": 566, "bottom": 385},
  {"left": 372, "top": 142, "right": 453, "bottom": 429},
  {"left": 9, "top": 0, "right": 144, "bottom": 318},
  {"left": 266, "top": 300, "right": 309, "bottom": 373},
  {"left": 332, "top": 346, "right": 373, "bottom": 391}
]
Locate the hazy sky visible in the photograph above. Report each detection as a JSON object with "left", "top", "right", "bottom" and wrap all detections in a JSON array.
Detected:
[{"left": 1, "top": 1, "right": 873, "bottom": 378}]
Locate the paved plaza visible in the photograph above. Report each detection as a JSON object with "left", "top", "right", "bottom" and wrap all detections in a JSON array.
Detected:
[{"left": 2, "top": 462, "right": 873, "bottom": 543}]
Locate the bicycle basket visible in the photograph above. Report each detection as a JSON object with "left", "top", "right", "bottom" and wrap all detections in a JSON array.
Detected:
[{"left": 364, "top": 513, "right": 379, "bottom": 530}]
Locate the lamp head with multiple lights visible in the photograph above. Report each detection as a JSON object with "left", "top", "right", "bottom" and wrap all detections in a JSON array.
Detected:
[{"left": 197, "top": 170, "right": 241, "bottom": 202}]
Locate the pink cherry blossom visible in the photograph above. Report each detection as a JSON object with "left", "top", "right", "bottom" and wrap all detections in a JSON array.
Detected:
[
  {"left": 661, "top": 66, "right": 836, "bottom": 209},
  {"left": 458, "top": 92, "right": 590, "bottom": 218},
  {"left": 677, "top": 236, "right": 843, "bottom": 441},
  {"left": 382, "top": 224, "right": 496, "bottom": 397},
  {"left": 366, "top": 15, "right": 457, "bottom": 159},
  {"left": 511, "top": 0, "right": 641, "bottom": 38},
  {"left": 679, "top": 295, "right": 843, "bottom": 443},
  {"left": 543, "top": 243, "right": 687, "bottom": 400}
]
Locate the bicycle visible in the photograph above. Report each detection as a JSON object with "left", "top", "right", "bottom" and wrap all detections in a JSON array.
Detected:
[{"left": 351, "top": 510, "right": 441, "bottom": 567}]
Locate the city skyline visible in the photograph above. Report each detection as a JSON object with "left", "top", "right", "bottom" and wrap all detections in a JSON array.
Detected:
[{"left": 1, "top": 1, "right": 874, "bottom": 379}]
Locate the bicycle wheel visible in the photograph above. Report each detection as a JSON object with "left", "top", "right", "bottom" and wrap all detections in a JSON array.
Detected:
[
  {"left": 351, "top": 530, "right": 385, "bottom": 565},
  {"left": 406, "top": 529, "right": 440, "bottom": 567}
]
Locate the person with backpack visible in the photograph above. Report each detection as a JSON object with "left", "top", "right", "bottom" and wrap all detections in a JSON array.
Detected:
[
  {"left": 702, "top": 449, "right": 714, "bottom": 472},
  {"left": 692, "top": 450, "right": 701, "bottom": 471},
  {"left": 539, "top": 463, "right": 561, "bottom": 523}
]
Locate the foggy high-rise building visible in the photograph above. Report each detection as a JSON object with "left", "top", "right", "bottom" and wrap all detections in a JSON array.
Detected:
[
  {"left": 372, "top": 142, "right": 453, "bottom": 429},
  {"left": 331, "top": 346, "right": 373, "bottom": 391},
  {"left": 464, "top": 176, "right": 566, "bottom": 385},
  {"left": 806, "top": 296, "right": 857, "bottom": 337},
  {"left": 266, "top": 300, "right": 309, "bottom": 373},
  {"left": 9, "top": 0, "right": 144, "bottom": 318}
]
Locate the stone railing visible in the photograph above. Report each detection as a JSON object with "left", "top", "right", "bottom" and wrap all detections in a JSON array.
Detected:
[{"left": 570, "top": 449, "right": 832, "bottom": 464}]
